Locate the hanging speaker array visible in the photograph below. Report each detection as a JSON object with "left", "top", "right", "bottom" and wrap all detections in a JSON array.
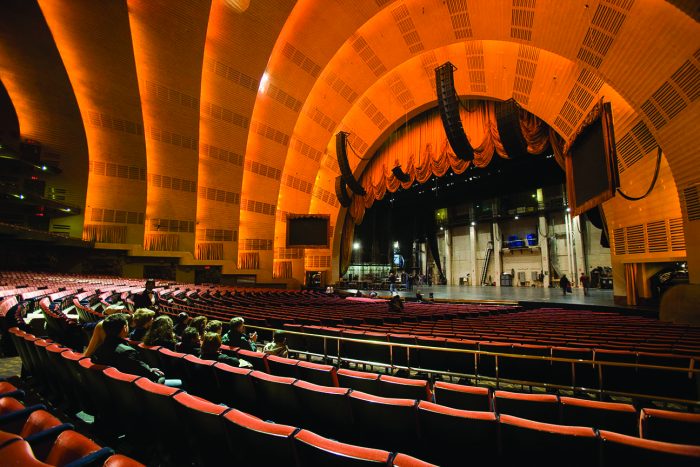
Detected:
[
  {"left": 494, "top": 98, "right": 530, "bottom": 158},
  {"left": 334, "top": 176, "right": 352, "bottom": 207},
  {"left": 335, "top": 131, "right": 366, "bottom": 196},
  {"left": 435, "top": 62, "right": 474, "bottom": 161}
]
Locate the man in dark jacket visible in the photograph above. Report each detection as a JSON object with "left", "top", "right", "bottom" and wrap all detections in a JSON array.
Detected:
[
  {"left": 221, "top": 316, "right": 257, "bottom": 351},
  {"left": 91, "top": 313, "right": 180, "bottom": 387}
]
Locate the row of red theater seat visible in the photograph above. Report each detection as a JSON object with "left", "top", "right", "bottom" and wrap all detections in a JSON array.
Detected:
[
  {"left": 137, "top": 340, "right": 700, "bottom": 446},
  {"left": 7, "top": 327, "right": 435, "bottom": 466},
  {"left": 6, "top": 330, "right": 700, "bottom": 465},
  {"left": 0, "top": 395, "right": 142, "bottom": 467}
]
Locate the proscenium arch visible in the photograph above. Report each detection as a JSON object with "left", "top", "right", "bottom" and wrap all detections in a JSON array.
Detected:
[
  {"left": 248, "top": 0, "right": 698, "bottom": 283},
  {"left": 298, "top": 40, "right": 681, "bottom": 284}
]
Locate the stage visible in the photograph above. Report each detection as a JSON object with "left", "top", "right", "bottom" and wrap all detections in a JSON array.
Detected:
[{"left": 340, "top": 285, "right": 658, "bottom": 314}]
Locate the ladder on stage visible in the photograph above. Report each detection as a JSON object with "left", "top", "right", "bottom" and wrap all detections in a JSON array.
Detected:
[{"left": 480, "top": 245, "right": 493, "bottom": 286}]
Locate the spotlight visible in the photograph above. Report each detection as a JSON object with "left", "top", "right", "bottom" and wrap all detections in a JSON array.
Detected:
[
  {"left": 566, "top": 207, "right": 571, "bottom": 213},
  {"left": 353, "top": 242, "right": 360, "bottom": 250},
  {"left": 514, "top": 216, "right": 519, "bottom": 220},
  {"left": 471, "top": 221, "right": 476, "bottom": 226}
]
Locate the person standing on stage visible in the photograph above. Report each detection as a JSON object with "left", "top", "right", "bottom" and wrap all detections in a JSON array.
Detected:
[
  {"left": 389, "top": 271, "right": 396, "bottom": 292},
  {"left": 580, "top": 272, "right": 590, "bottom": 296},
  {"left": 560, "top": 275, "right": 571, "bottom": 296}
]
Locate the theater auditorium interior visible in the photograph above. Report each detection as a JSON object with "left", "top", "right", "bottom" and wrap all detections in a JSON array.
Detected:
[{"left": 0, "top": 0, "right": 699, "bottom": 466}]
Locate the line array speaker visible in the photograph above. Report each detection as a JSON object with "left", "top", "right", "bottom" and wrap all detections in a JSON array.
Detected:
[
  {"left": 335, "top": 176, "right": 352, "bottom": 207},
  {"left": 495, "top": 98, "right": 529, "bottom": 158},
  {"left": 336, "top": 131, "right": 366, "bottom": 195},
  {"left": 435, "top": 62, "right": 474, "bottom": 161}
]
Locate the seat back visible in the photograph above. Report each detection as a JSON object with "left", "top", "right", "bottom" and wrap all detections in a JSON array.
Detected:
[
  {"left": 173, "top": 392, "right": 230, "bottom": 466},
  {"left": 293, "top": 429, "right": 391, "bottom": 466},
  {"left": 559, "top": 396, "right": 638, "bottom": 436},
  {"left": 76, "top": 359, "right": 111, "bottom": 420},
  {"left": 223, "top": 409, "right": 297, "bottom": 464},
  {"left": 103, "top": 454, "right": 146, "bottom": 467},
  {"left": 550, "top": 347, "right": 594, "bottom": 388},
  {"left": 136, "top": 343, "right": 161, "bottom": 369},
  {"left": 292, "top": 380, "right": 353, "bottom": 440},
  {"left": 640, "top": 408, "right": 700, "bottom": 445},
  {"left": 378, "top": 374, "right": 431, "bottom": 400},
  {"left": 499, "top": 414, "right": 598, "bottom": 467},
  {"left": 267, "top": 355, "right": 300, "bottom": 379},
  {"left": 296, "top": 360, "right": 338, "bottom": 387},
  {"left": 19, "top": 410, "right": 63, "bottom": 438},
  {"left": 133, "top": 378, "right": 183, "bottom": 453},
  {"left": 101, "top": 367, "right": 144, "bottom": 434},
  {"left": 348, "top": 391, "right": 420, "bottom": 456},
  {"left": 250, "top": 371, "right": 300, "bottom": 425},
  {"left": 337, "top": 368, "right": 381, "bottom": 396},
  {"left": 237, "top": 349, "right": 269, "bottom": 373},
  {"left": 417, "top": 401, "right": 498, "bottom": 466},
  {"left": 45, "top": 430, "right": 113, "bottom": 467},
  {"left": 494, "top": 390, "right": 559, "bottom": 423},
  {"left": 599, "top": 429, "right": 700, "bottom": 467},
  {"left": 181, "top": 354, "right": 218, "bottom": 401},
  {"left": 433, "top": 381, "right": 490, "bottom": 411},
  {"left": 637, "top": 353, "right": 696, "bottom": 399},
  {"left": 155, "top": 347, "right": 186, "bottom": 380},
  {"left": 212, "top": 362, "right": 256, "bottom": 413}
]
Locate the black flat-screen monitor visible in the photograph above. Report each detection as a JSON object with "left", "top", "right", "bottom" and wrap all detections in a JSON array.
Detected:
[
  {"left": 566, "top": 102, "right": 619, "bottom": 217},
  {"left": 287, "top": 214, "right": 330, "bottom": 248}
]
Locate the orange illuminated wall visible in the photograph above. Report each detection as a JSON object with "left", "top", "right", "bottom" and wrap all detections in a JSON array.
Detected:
[
  {"left": 127, "top": 0, "right": 212, "bottom": 254},
  {"left": 38, "top": 0, "right": 147, "bottom": 246}
]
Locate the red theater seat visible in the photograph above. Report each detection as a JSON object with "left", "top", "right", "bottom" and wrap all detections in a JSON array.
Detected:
[
  {"left": 103, "top": 454, "right": 146, "bottom": 467},
  {"left": 0, "top": 438, "right": 52, "bottom": 466},
  {"left": 173, "top": 392, "right": 230, "bottom": 466},
  {"left": 599, "top": 429, "right": 700, "bottom": 467},
  {"left": 250, "top": 371, "right": 301, "bottom": 425},
  {"left": 379, "top": 375, "right": 431, "bottom": 400},
  {"left": 44, "top": 430, "right": 114, "bottom": 467},
  {"left": 433, "top": 381, "right": 491, "bottom": 411},
  {"left": 559, "top": 396, "right": 637, "bottom": 436},
  {"left": 223, "top": 409, "right": 297, "bottom": 464},
  {"left": 212, "top": 362, "right": 256, "bottom": 413},
  {"left": 392, "top": 452, "right": 438, "bottom": 466},
  {"left": 640, "top": 408, "right": 700, "bottom": 445},
  {"left": 296, "top": 360, "right": 339, "bottom": 387},
  {"left": 494, "top": 390, "right": 559, "bottom": 423},
  {"left": 499, "top": 414, "right": 598, "bottom": 467},
  {"left": 337, "top": 368, "right": 381, "bottom": 396},
  {"left": 267, "top": 354, "right": 301, "bottom": 379},
  {"left": 133, "top": 378, "right": 183, "bottom": 455},
  {"left": 292, "top": 379, "right": 353, "bottom": 440},
  {"left": 237, "top": 349, "right": 269, "bottom": 373},
  {"left": 348, "top": 391, "right": 420, "bottom": 456},
  {"left": 294, "top": 429, "right": 391, "bottom": 466},
  {"left": 417, "top": 401, "right": 498, "bottom": 466}
]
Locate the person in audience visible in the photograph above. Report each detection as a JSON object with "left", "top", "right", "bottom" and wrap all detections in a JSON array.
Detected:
[
  {"left": 91, "top": 313, "right": 180, "bottom": 387},
  {"left": 175, "top": 326, "right": 201, "bottom": 355},
  {"left": 84, "top": 304, "right": 130, "bottom": 357},
  {"left": 222, "top": 316, "right": 257, "bottom": 351},
  {"left": 129, "top": 308, "right": 155, "bottom": 341},
  {"left": 142, "top": 315, "right": 177, "bottom": 350},
  {"left": 200, "top": 332, "right": 252, "bottom": 368},
  {"left": 263, "top": 330, "right": 289, "bottom": 358},
  {"left": 388, "top": 294, "right": 404, "bottom": 312},
  {"left": 204, "top": 319, "right": 222, "bottom": 335},
  {"left": 190, "top": 315, "right": 208, "bottom": 338},
  {"left": 173, "top": 312, "right": 190, "bottom": 336}
]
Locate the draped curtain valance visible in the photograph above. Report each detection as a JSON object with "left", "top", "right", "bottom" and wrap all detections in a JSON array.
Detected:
[{"left": 348, "top": 101, "right": 565, "bottom": 224}]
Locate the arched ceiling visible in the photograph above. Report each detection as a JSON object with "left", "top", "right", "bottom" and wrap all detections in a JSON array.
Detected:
[{"left": 0, "top": 0, "right": 697, "bottom": 282}]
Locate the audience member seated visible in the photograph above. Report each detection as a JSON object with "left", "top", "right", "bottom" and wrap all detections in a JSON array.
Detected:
[
  {"left": 91, "top": 313, "right": 181, "bottom": 387},
  {"left": 222, "top": 317, "right": 257, "bottom": 351},
  {"left": 176, "top": 327, "right": 201, "bottom": 355},
  {"left": 389, "top": 294, "right": 404, "bottom": 312},
  {"left": 263, "top": 330, "right": 289, "bottom": 358},
  {"left": 204, "top": 319, "right": 222, "bottom": 336},
  {"left": 173, "top": 312, "right": 190, "bottom": 337},
  {"left": 142, "top": 315, "right": 177, "bottom": 350},
  {"left": 200, "top": 332, "right": 252, "bottom": 368},
  {"left": 128, "top": 308, "right": 155, "bottom": 342},
  {"left": 190, "top": 316, "right": 208, "bottom": 338},
  {"left": 84, "top": 305, "right": 130, "bottom": 357}
]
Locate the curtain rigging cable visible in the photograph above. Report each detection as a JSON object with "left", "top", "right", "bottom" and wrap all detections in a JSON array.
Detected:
[{"left": 616, "top": 146, "right": 662, "bottom": 201}]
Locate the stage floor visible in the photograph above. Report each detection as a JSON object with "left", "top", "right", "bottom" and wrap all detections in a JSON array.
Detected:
[{"left": 342, "top": 285, "right": 657, "bottom": 313}]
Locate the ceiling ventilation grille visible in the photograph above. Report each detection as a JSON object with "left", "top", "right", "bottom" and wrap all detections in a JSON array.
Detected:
[
  {"left": 512, "top": 45, "right": 539, "bottom": 104},
  {"left": 89, "top": 161, "right": 146, "bottom": 181},
  {"left": 266, "top": 84, "right": 302, "bottom": 113},
  {"left": 359, "top": 97, "right": 390, "bottom": 131},
  {"left": 641, "top": 49, "right": 700, "bottom": 129},
  {"left": 200, "top": 143, "right": 243, "bottom": 167},
  {"left": 197, "top": 229, "right": 235, "bottom": 242},
  {"left": 250, "top": 121, "right": 290, "bottom": 146},
  {"left": 625, "top": 224, "right": 645, "bottom": 254},
  {"left": 324, "top": 72, "right": 358, "bottom": 104},
  {"left": 281, "top": 42, "right": 321, "bottom": 77},
  {"left": 275, "top": 247, "right": 304, "bottom": 259},
  {"left": 683, "top": 184, "right": 700, "bottom": 221},
  {"left": 244, "top": 160, "right": 281, "bottom": 181},
  {"left": 576, "top": 1, "right": 631, "bottom": 68},
  {"left": 669, "top": 218, "right": 686, "bottom": 251},
  {"left": 391, "top": 4, "right": 424, "bottom": 54},
  {"left": 445, "top": 0, "right": 472, "bottom": 39},
  {"left": 204, "top": 57, "right": 258, "bottom": 92},
  {"left": 145, "top": 81, "right": 199, "bottom": 110},
  {"left": 351, "top": 35, "right": 388, "bottom": 77},
  {"left": 613, "top": 228, "right": 626, "bottom": 255},
  {"left": 91, "top": 208, "right": 144, "bottom": 225},
  {"left": 197, "top": 186, "right": 240, "bottom": 205},
  {"left": 553, "top": 69, "right": 603, "bottom": 138},
  {"left": 645, "top": 221, "right": 668, "bottom": 253},
  {"left": 147, "top": 218, "right": 193, "bottom": 233},
  {"left": 148, "top": 174, "right": 197, "bottom": 193},
  {"left": 305, "top": 108, "right": 337, "bottom": 134},
  {"left": 612, "top": 218, "right": 686, "bottom": 255},
  {"left": 283, "top": 174, "right": 314, "bottom": 195},
  {"left": 240, "top": 239, "right": 273, "bottom": 251},
  {"left": 305, "top": 255, "right": 331, "bottom": 269},
  {"left": 312, "top": 186, "right": 340, "bottom": 208},
  {"left": 292, "top": 138, "right": 323, "bottom": 163},
  {"left": 148, "top": 126, "right": 198, "bottom": 151},
  {"left": 201, "top": 102, "right": 250, "bottom": 129},
  {"left": 421, "top": 51, "right": 439, "bottom": 92},
  {"left": 615, "top": 120, "right": 656, "bottom": 173},
  {"left": 87, "top": 111, "right": 144, "bottom": 136},
  {"left": 510, "top": 0, "right": 536, "bottom": 42},
  {"left": 240, "top": 198, "right": 276, "bottom": 216},
  {"left": 385, "top": 73, "right": 416, "bottom": 110},
  {"left": 464, "top": 41, "right": 486, "bottom": 93}
]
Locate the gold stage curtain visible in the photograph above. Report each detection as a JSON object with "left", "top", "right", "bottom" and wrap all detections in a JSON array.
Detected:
[
  {"left": 625, "top": 263, "right": 638, "bottom": 306},
  {"left": 144, "top": 233, "right": 180, "bottom": 251},
  {"left": 238, "top": 252, "right": 260, "bottom": 270},
  {"left": 273, "top": 260, "right": 293, "bottom": 279},
  {"left": 349, "top": 101, "right": 560, "bottom": 224},
  {"left": 195, "top": 242, "right": 223, "bottom": 260},
  {"left": 82, "top": 224, "right": 127, "bottom": 243}
]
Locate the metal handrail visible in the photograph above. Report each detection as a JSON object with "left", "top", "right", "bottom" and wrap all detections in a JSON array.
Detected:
[{"left": 248, "top": 324, "right": 699, "bottom": 373}]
